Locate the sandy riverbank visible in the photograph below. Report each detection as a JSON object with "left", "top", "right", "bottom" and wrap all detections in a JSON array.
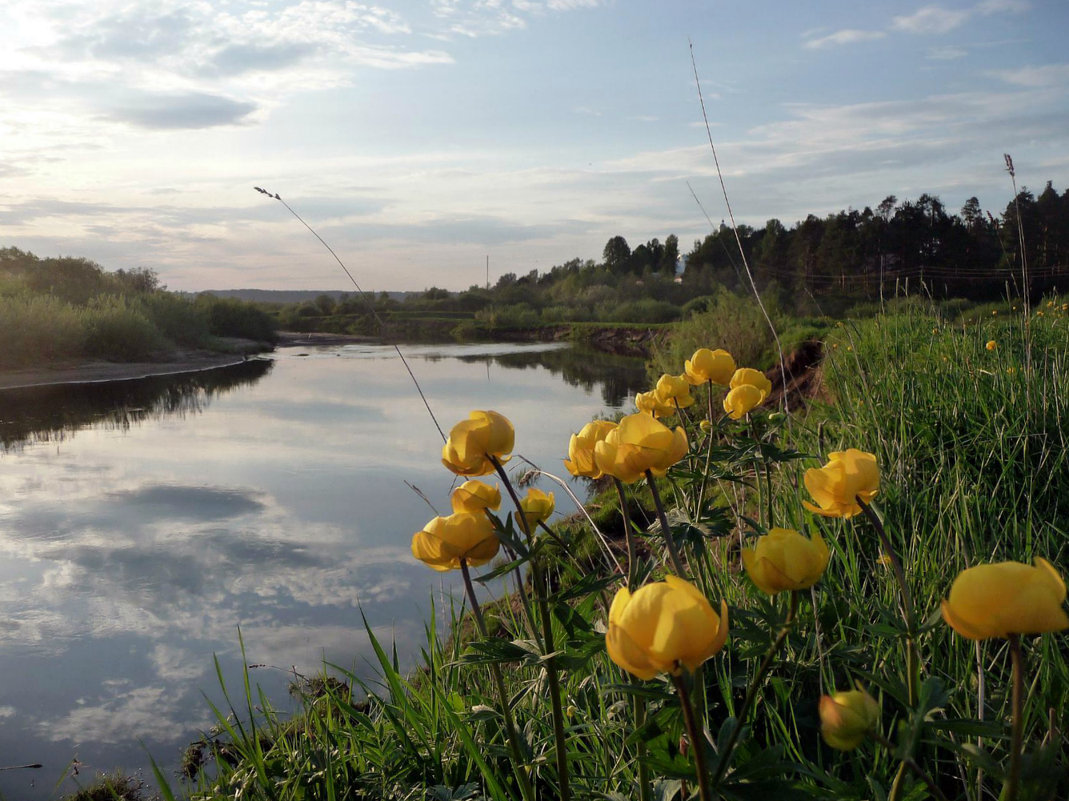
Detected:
[
  {"left": 0, "top": 335, "right": 283, "bottom": 390},
  {"left": 0, "top": 332, "right": 386, "bottom": 391},
  {"left": 0, "top": 352, "right": 261, "bottom": 391}
]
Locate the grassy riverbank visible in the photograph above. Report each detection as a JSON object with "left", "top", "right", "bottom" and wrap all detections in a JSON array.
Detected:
[{"left": 146, "top": 294, "right": 1068, "bottom": 801}]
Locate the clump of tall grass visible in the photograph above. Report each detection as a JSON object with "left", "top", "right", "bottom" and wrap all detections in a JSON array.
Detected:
[{"left": 651, "top": 288, "right": 774, "bottom": 375}]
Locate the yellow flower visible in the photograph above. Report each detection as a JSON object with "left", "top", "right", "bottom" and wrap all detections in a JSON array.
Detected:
[
  {"left": 451, "top": 480, "right": 501, "bottom": 514},
  {"left": 992, "top": 310, "right": 998, "bottom": 316},
  {"left": 940, "top": 558, "right": 1069, "bottom": 640},
  {"left": 723, "top": 384, "right": 764, "bottom": 420},
  {"left": 819, "top": 687, "right": 880, "bottom": 750},
  {"left": 411, "top": 512, "right": 499, "bottom": 571},
  {"left": 515, "top": 487, "right": 555, "bottom": 530},
  {"left": 594, "top": 413, "right": 688, "bottom": 484},
  {"left": 606, "top": 575, "right": 729, "bottom": 680},
  {"left": 699, "top": 419, "right": 712, "bottom": 432},
  {"left": 654, "top": 373, "right": 695, "bottom": 410},
  {"left": 441, "top": 410, "right": 514, "bottom": 476},
  {"left": 986, "top": 340, "right": 997, "bottom": 351},
  {"left": 741, "top": 528, "right": 830, "bottom": 594},
  {"left": 636, "top": 390, "right": 676, "bottom": 418},
  {"left": 684, "top": 348, "right": 735, "bottom": 386},
  {"left": 803, "top": 449, "right": 879, "bottom": 518},
  {"left": 729, "top": 368, "right": 772, "bottom": 402},
  {"left": 564, "top": 420, "right": 617, "bottom": 478}
]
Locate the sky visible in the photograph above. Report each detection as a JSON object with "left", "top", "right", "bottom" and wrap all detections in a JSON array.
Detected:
[{"left": 2, "top": 0, "right": 1067, "bottom": 292}]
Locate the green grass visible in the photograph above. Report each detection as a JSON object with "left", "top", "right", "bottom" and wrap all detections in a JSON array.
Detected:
[{"left": 155, "top": 300, "right": 1069, "bottom": 801}]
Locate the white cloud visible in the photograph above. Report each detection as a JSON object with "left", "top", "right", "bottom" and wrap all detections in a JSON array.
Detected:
[
  {"left": 892, "top": 6, "right": 972, "bottom": 34},
  {"left": 990, "top": 63, "right": 1069, "bottom": 87},
  {"left": 890, "top": 0, "right": 1027, "bottom": 36},
  {"left": 547, "top": 0, "right": 604, "bottom": 9},
  {"left": 804, "top": 29, "right": 885, "bottom": 49}
]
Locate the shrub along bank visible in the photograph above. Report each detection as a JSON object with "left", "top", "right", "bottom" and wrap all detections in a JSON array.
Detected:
[{"left": 0, "top": 248, "right": 277, "bottom": 369}]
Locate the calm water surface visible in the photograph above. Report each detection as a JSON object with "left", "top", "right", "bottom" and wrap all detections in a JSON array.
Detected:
[{"left": 0, "top": 342, "right": 644, "bottom": 799}]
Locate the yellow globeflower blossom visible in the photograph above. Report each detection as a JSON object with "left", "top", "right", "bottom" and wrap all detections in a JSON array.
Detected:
[
  {"left": 802, "top": 449, "right": 879, "bottom": 518},
  {"left": 741, "top": 528, "right": 830, "bottom": 595},
  {"left": 606, "top": 575, "right": 729, "bottom": 680},
  {"left": 594, "top": 413, "right": 688, "bottom": 484},
  {"left": 441, "top": 410, "right": 514, "bottom": 476},
  {"left": 515, "top": 487, "right": 555, "bottom": 530},
  {"left": 654, "top": 373, "right": 695, "bottom": 410},
  {"left": 729, "top": 367, "right": 772, "bottom": 402},
  {"left": 723, "top": 384, "right": 765, "bottom": 420},
  {"left": 564, "top": 420, "right": 617, "bottom": 478},
  {"left": 411, "top": 512, "right": 499, "bottom": 571},
  {"left": 636, "top": 390, "right": 675, "bottom": 418},
  {"left": 451, "top": 480, "right": 501, "bottom": 514},
  {"left": 819, "top": 687, "right": 880, "bottom": 750},
  {"left": 986, "top": 340, "right": 997, "bottom": 351},
  {"left": 941, "top": 558, "right": 1069, "bottom": 640},
  {"left": 684, "top": 348, "right": 735, "bottom": 386}
]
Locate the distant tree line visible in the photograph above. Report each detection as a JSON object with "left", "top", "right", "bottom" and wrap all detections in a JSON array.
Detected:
[{"left": 277, "top": 181, "right": 1067, "bottom": 333}]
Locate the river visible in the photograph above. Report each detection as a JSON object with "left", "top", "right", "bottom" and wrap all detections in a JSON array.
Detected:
[{"left": 0, "top": 342, "right": 646, "bottom": 799}]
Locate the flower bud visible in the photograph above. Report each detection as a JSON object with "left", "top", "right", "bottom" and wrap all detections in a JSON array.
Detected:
[{"left": 819, "top": 686, "right": 879, "bottom": 750}]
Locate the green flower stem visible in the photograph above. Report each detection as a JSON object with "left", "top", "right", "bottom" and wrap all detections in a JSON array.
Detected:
[
  {"left": 645, "top": 470, "right": 687, "bottom": 577},
  {"left": 492, "top": 457, "right": 571, "bottom": 801},
  {"left": 614, "top": 478, "right": 639, "bottom": 592},
  {"left": 632, "top": 678, "right": 652, "bottom": 801},
  {"left": 857, "top": 498, "right": 918, "bottom": 708},
  {"left": 1004, "top": 633, "right": 1024, "bottom": 801},
  {"left": 672, "top": 672, "right": 713, "bottom": 801},
  {"left": 710, "top": 590, "right": 799, "bottom": 789},
  {"left": 460, "top": 559, "right": 536, "bottom": 801},
  {"left": 870, "top": 730, "right": 950, "bottom": 801},
  {"left": 494, "top": 537, "right": 539, "bottom": 643},
  {"left": 673, "top": 398, "right": 694, "bottom": 429},
  {"left": 694, "top": 380, "right": 717, "bottom": 515},
  {"left": 748, "top": 418, "right": 774, "bottom": 529}
]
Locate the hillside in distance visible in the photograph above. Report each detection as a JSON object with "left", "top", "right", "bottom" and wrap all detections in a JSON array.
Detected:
[{"left": 196, "top": 289, "right": 415, "bottom": 304}]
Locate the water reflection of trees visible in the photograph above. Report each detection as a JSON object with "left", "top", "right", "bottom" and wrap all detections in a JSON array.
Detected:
[
  {"left": 457, "top": 346, "right": 647, "bottom": 408},
  {"left": 0, "top": 359, "right": 273, "bottom": 451}
]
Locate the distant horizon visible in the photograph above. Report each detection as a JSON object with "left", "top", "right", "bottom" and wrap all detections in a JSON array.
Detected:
[{"left": 4, "top": 0, "right": 1067, "bottom": 292}]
